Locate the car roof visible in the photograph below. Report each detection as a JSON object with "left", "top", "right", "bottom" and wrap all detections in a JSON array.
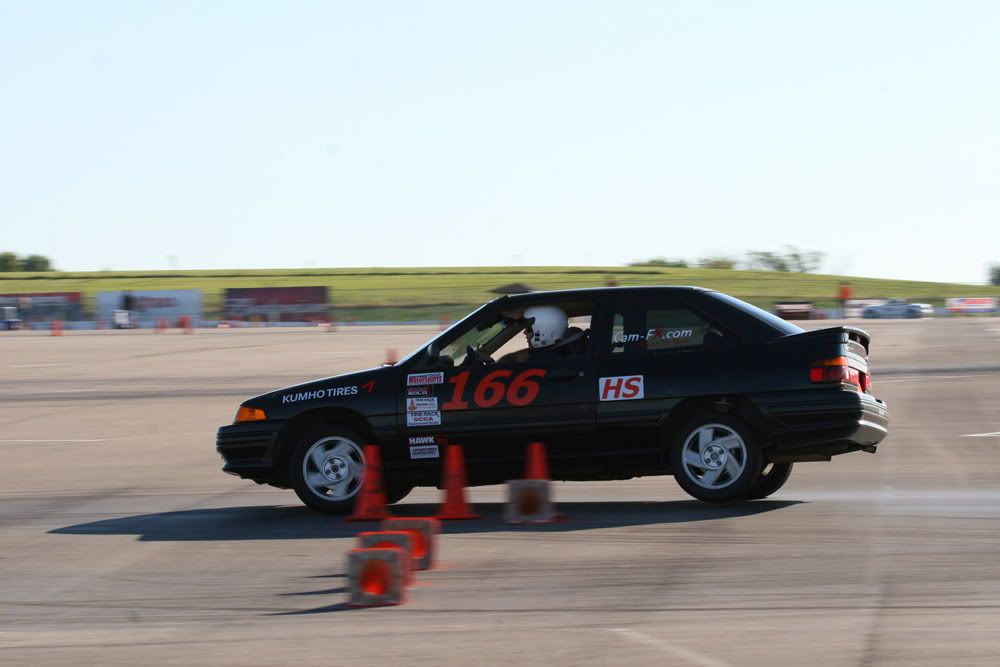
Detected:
[{"left": 496, "top": 285, "right": 713, "bottom": 303}]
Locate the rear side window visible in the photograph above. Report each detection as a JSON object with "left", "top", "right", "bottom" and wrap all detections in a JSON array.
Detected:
[
  {"left": 707, "top": 292, "right": 803, "bottom": 336},
  {"left": 610, "top": 303, "right": 718, "bottom": 354}
]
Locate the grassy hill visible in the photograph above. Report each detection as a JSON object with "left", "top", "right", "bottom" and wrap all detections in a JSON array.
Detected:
[{"left": 2, "top": 266, "right": 997, "bottom": 321}]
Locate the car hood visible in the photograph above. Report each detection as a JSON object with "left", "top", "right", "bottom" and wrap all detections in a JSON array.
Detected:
[{"left": 243, "top": 366, "right": 391, "bottom": 410}]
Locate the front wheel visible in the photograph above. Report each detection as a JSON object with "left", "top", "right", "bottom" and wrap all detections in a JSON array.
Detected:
[
  {"left": 743, "top": 462, "right": 793, "bottom": 500},
  {"left": 289, "top": 426, "right": 368, "bottom": 514},
  {"left": 670, "top": 414, "right": 763, "bottom": 502}
]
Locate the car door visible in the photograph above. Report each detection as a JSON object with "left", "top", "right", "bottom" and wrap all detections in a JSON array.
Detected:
[
  {"left": 593, "top": 293, "right": 741, "bottom": 467},
  {"left": 400, "top": 301, "right": 597, "bottom": 480}
]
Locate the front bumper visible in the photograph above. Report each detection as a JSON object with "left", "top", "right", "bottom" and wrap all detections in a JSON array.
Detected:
[
  {"left": 755, "top": 388, "right": 889, "bottom": 459},
  {"left": 216, "top": 421, "right": 284, "bottom": 482}
]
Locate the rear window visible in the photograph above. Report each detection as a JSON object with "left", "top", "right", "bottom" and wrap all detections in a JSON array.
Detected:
[{"left": 708, "top": 292, "right": 804, "bottom": 336}]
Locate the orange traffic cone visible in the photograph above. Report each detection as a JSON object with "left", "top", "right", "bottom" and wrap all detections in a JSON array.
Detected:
[
  {"left": 525, "top": 441, "right": 549, "bottom": 480},
  {"left": 347, "top": 445, "right": 391, "bottom": 521},
  {"left": 437, "top": 444, "right": 479, "bottom": 520},
  {"left": 385, "top": 348, "right": 398, "bottom": 365},
  {"left": 50, "top": 320, "right": 64, "bottom": 336}
]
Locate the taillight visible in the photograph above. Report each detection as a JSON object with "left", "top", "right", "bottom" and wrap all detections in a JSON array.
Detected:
[{"left": 810, "top": 357, "right": 865, "bottom": 391}]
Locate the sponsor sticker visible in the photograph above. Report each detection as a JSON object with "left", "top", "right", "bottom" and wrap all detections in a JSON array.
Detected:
[
  {"left": 281, "top": 386, "right": 359, "bottom": 404},
  {"left": 407, "top": 372, "right": 444, "bottom": 386},
  {"left": 406, "top": 397, "right": 438, "bottom": 412},
  {"left": 613, "top": 329, "right": 692, "bottom": 343},
  {"left": 409, "top": 443, "right": 440, "bottom": 459},
  {"left": 407, "top": 410, "right": 442, "bottom": 426},
  {"left": 598, "top": 375, "right": 644, "bottom": 401},
  {"left": 407, "top": 386, "right": 431, "bottom": 396}
]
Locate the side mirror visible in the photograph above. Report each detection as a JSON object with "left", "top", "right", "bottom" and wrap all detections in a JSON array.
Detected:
[{"left": 425, "top": 343, "right": 439, "bottom": 362}]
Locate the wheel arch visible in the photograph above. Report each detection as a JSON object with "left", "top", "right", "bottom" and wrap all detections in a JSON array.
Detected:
[
  {"left": 658, "top": 395, "right": 771, "bottom": 466},
  {"left": 273, "top": 407, "right": 376, "bottom": 484}
]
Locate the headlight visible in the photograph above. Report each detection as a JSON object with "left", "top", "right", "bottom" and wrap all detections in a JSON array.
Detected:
[{"left": 234, "top": 406, "right": 267, "bottom": 423}]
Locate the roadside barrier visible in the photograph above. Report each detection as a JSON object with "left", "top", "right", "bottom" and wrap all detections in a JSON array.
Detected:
[
  {"left": 437, "top": 444, "right": 479, "bottom": 520},
  {"left": 504, "top": 479, "right": 555, "bottom": 524},
  {"left": 347, "top": 547, "right": 407, "bottom": 607},
  {"left": 381, "top": 517, "right": 440, "bottom": 570},
  {"left": 347, "top": 445, "right": 391, "bottom": 521},
  {"left": 357, "top": 531, "right": 415, "bottom": 585}
]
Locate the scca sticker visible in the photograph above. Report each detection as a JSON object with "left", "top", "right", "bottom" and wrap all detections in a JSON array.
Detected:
[
  {"left": 407, "top": 410, "right": 441, "bottom": 426},
  {"left": 599, "top": 375, "right": 644, "bottom": 401}
]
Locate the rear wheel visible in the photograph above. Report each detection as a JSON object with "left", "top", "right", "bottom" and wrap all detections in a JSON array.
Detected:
[
  {"left": 289, "top": 426, "right": 367, "bottom": 514},
  {"left": 743, "top": 462, "right": 793, "bottom": 500},
  {"left": 670, "top": 414, "right": 762, "bottom": 503}
]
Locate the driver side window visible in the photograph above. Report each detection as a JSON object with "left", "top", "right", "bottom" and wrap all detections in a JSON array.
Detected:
[{"left": 433, "top": 301, "right": 594, "bottom": 368}]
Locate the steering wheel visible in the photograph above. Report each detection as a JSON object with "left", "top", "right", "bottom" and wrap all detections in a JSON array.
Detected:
[{"left": 465, "top": 345, "right": 495, "bottom": 365}]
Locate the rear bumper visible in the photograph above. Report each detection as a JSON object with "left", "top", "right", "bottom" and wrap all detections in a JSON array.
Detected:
[
  {"left": 755, "top": 388, "right": 889, "bottom": 458},
  {"left": 216, "top": 421, "right": 284, "bottom": 482}
]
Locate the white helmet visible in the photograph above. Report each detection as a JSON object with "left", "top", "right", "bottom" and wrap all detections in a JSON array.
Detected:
[{"left": 524, "top": 305, "right": 567, "bottom": 349}]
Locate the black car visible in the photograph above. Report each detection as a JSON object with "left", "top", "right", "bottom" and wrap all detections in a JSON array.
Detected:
[{"left": 217, "top": 286, "right": 889, "bottom": 512}]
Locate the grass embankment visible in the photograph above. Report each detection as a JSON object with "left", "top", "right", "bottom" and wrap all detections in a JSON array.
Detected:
[{"left": 1, "top": 267, "right": 996, "bottom": 321}]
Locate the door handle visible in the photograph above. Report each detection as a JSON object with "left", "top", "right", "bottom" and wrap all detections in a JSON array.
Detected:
[{"left": 548, "top": 370, "right": 582, "bottom": 381}]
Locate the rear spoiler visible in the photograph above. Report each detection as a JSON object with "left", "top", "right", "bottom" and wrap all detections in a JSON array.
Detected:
[{"left": 772, "top": 326, "right": 871, "bottom": 354}]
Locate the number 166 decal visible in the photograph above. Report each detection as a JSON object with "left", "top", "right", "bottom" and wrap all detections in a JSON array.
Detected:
[{"left": 441, "top": 369, "right": 546, "bottom": 410}]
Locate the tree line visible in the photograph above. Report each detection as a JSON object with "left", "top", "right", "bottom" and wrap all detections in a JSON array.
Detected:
[
  {"left": 629, "top": 246, "right": 825, "bottom": 273},
  {"left": 0, "top": 252, "right": 55, "bottom": 272}
]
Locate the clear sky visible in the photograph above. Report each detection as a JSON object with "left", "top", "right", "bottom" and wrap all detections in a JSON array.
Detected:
[{"left": 1, "top": 1, "right": 998, "bottom": 282}]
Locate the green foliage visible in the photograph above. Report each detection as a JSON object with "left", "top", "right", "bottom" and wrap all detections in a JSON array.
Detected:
[
  {"left": 628, "top": 257, "right": 688, "bottom": 268},
  {"left": 696, "top": 256, "right": 737, "bottom": 270},
  {"left": 0, "top": 251, "right": 55, "bottom": 272},
  {"left": 19, "top": 254, "right": 53, "bottom": 271},
  {"left": 746, "top": 246, "right": 824, "bottom": 273},
  {"left": 0, "top": 252, "right": 18, "bottom": 272}
]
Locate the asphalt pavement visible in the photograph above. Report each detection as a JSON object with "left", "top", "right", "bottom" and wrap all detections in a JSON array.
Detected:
[{"left": 1, "top": 318, "right": 999, "bottom": 666}]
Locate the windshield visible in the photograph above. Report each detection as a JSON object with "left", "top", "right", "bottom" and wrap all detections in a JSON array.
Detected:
[
  {"left": 708, "top": 292, "right": 804, "bottom": 336},
  {"left": 439, "top": 318, "right": 511, "bottom": 366},
  {"left": 395, "top": 300, "right": 497, "bottom": 366}
]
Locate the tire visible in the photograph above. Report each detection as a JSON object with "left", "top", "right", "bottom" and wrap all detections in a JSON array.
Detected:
[
  {"left": 289, "top": 426, "right": 368, "bottom": 514},
  {"left": 670, "top": 413, "right": 763, "bottom": 503},
  {"left": 743, "top": 462, "right": 793, "bottom": 500}
]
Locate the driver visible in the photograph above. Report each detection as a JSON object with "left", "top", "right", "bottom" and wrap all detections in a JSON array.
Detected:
[
  {"left": 524, "top": 305, "right": 568, "bottom": 354},
  {"left": 498, "top": 305, "right": 569, "bottom": 364}
]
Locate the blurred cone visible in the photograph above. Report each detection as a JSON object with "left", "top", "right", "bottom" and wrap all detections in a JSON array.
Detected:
[
  {"left": 525, "top": 441, "right": 549, "bottom": 480},
  {"left": 180, "top": 315, "right": 194, "bottom": 333},
  {"left": 347, "top": 547, "right": 407, "bottom": 607},
  {"left": 357, "top": 531, "right": 415, "bottom": 585},
  {"left": 504, "top": 479, "right": 555, "bottom": 524},
  {"left": 347, "top": 445, "right": 390, "bottom": 521},
  {"left": 51, "top": 320, "right": 64, "bottom": 337},
  {"left": 437, "top": 444, "right": 479, "bottom": 520},
  {"left": 382, "top": 517, "right": 440, "bottom": 570},
  {"left": 155, "top": 318, "right": 168, "bottom": 333},
  {"left": 385, "top": 348, "right": 398, "bottom": 365}
]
